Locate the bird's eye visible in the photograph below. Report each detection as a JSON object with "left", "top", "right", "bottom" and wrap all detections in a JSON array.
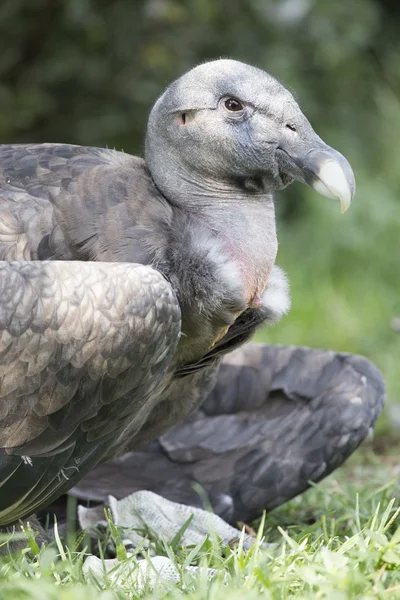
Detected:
[
  {"left": 224, "top": 98, "right": 244, "bottom": 112},
  {"left": 286, "top": 123, "right": 297, "bottom": 132}
]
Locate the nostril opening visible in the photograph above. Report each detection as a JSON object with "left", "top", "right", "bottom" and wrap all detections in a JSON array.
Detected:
[{"left": 286, "top": 123, "right": 297, "bottom": 132}]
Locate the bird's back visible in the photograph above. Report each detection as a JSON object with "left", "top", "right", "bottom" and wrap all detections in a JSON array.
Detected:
[{"left": 0, "top": 143, "right": 170, "bottom": 263}]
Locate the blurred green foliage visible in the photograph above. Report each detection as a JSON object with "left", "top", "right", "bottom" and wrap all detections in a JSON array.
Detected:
[{"left": 0, "top": 0, "right": 399, "bottom": 419}]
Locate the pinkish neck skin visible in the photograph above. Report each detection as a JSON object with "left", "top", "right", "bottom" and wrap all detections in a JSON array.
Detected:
[{"left": 200, "top": 195, "right": 278, "bottom": 304}]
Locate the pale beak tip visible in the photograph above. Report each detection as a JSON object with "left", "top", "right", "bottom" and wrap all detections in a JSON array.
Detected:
[
  {"left": 340, "top": 198, "right": 351, "bottom": 214},
  {"left": 337, "top": 181, "right": 354, "bottom": 215},
  {"left": 312, "top": 155, "right": 355, "bottom": 214}
]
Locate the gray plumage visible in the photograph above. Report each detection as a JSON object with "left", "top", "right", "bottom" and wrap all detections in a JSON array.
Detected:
[
  {"left": 71, "top": 343, "right": 384, "bottom": 524},
  {"left": 0, "top": 261, "right": 180, "bottom": 523},
  {"left": 0, "top": 59, "right": 361, "bottom": 526}
]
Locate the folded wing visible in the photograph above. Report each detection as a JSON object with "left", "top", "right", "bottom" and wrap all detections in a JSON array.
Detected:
[{"left": 0, "top": 260, "right": 180, "bottom": 524}]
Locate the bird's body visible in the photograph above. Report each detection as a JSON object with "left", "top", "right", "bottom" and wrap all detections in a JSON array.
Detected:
[
  {"left": 0, "top": 59, "right": 367, "bottom": 529},
  {"left": 0, "top": 144, "right": 285, "bottom": 524}
]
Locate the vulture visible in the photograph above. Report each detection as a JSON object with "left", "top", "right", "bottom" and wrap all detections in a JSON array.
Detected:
[{"left": 0, "top": 59, "right": 383, "bottom": 536}]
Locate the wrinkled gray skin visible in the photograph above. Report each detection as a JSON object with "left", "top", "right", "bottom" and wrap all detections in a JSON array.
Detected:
[
  {"left": 146, "top": 59, "right": 354, "bottom": 207},
  {"left": 0, "top": 59, "right": 359, "bottom": 537}
]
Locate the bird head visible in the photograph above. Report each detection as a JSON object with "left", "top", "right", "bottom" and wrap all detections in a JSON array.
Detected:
[{"left": 145, "top": 59, "right": 355, "bottom": 213}]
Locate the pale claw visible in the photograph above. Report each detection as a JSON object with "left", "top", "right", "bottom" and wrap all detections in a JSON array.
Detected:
[{"left": 79, "top": 489, "right": 256, "bottom": 551}]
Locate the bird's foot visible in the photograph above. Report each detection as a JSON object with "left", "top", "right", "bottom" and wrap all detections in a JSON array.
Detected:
[
  {"left": 80, "top": 489, "right": 257, "bottom": 589},
  {"left": 79, "top": 489, "right": 256, "bottom": 551}
]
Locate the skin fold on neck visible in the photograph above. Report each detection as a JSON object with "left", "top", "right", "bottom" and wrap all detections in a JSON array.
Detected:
[{"left": 152, "top": 161, "right": 279, "bottom": 307}]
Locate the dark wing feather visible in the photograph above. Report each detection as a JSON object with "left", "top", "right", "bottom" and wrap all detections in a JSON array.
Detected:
[
  {"left": 71, "top": 343, "right": 385, "bottom": 524},
  {"left": 0, "top": 144, "right": 170, "bottom": 263},
  {"left": 0, "top": 260, "right": 180, "bottom": 524}
]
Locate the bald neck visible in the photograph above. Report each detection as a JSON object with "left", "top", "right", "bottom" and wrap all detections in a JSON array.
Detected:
[
  {"left": 146, "top": 153, "right": 278, "bottom": 307},
  {"left": 200, "top": 191, "right": 278, "bottom": 306}
]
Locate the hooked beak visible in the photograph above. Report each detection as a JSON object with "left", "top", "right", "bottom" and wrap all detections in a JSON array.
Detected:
[
  {"left": 301, "top": 147, "right": 355, "bottom": 213},
  {"left": 278, "top": 137, "right": 356, "bottom": 213}
]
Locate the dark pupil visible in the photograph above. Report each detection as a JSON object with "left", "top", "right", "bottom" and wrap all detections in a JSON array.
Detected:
[{"left": 225, "top": 98, "right": 242, "bottom": 111}]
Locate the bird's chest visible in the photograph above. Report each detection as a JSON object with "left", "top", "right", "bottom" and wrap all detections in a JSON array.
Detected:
[
  {"left": 208, "top": 268, "right": 269, "bottom": 353},
  {"left": 219, "top": 198, "right": 278, "bottom": 303},
  {"left": 222, "top": 213, "right": 278, "bottom": 302},
  {"left": 178, "top": 241, "right": 277, "bottom": 361},
  {"left": 229, "top": 243, "right": 275, "bottom": 308},
  {"left": 170, "top": 199, "right": 278, "bottom": 363}
]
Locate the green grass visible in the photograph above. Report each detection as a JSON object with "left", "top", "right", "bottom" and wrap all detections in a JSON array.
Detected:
[{"left": 1, "top": 445, "right": 400, "bottom": 599}]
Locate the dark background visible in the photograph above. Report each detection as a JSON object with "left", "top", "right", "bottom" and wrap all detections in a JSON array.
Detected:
[{"left": 1, "top": 0, "right": 399, "bottom": 428}]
